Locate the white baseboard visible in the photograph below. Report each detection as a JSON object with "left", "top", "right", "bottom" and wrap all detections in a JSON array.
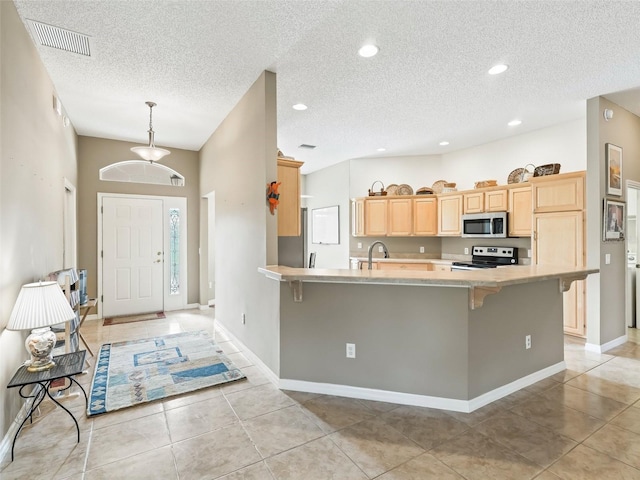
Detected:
[
  {"left": 280, "top": 361, "right": 566, "bottom": 413},
  {"left": 585, "top": 334, "right": 627, "bottom": 354},
  {"left": 213, "top": 321, "right": 279, "bottom": 387}
]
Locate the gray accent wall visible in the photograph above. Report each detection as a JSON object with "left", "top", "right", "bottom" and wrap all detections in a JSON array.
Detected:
[
  {"left": 0, "top": 1, "right": 78, "bottom": 441},
  {"left": 279, "top": 280, "right": 563, "bottom": 400},
  {"left": 586, "top": 97, "right": 640, "bottom": 346},
  {"left": 199, "top": 71, "right": 280, "bottom": 375},
  {"left": 76, "top": 137, "right": 200, "bottom": 304}
]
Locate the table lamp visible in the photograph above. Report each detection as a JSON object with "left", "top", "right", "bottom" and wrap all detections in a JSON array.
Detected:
[{"left": 7, "top": 281, "right": 77, "bottom": 372}]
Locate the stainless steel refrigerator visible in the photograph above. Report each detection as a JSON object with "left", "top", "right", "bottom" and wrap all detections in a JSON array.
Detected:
[{"left": 278, "top": 208, "right": 308, "bottom": 268}]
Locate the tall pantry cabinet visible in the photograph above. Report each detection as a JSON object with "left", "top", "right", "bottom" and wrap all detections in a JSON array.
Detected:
[{"left": 531, "top": 171, "right": 586, "bottom": 336}]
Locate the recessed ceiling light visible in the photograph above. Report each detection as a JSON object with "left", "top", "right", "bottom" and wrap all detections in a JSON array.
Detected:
[
  {"left": 508, "top": 119, "right": 522, "bottom": 127},
  {"left": 292, "top": 103, "right": 307, "bottom": 111},
  {"left": 358, "top": 44, "right": 379, "bottom": 58},
  {"left": 439, "top": 141, "right": 450, "bottom": 146},
  {"left": 377, "top": 147, "right": 386, "bottom": 152},
  {"left": 488, "top": 64, "right": 508, "bottom": 75}
]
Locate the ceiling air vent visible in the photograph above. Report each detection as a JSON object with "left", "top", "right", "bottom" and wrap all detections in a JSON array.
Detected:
[
  {"left": 298, "top": 144, "right": 317, "bottom": 149},
  {"left": 28, "top": 20, "right": 91, "bottom": 56}
]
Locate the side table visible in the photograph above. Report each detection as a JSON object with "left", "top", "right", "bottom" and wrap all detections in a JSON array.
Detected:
[{"left": 6, "top": 350, "right": 87, "bottom": 461}]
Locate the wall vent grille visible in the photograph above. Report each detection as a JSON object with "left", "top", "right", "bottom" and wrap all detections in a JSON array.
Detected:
[{"left": 28, "top": 20, "right": 91, "bottom": 56}]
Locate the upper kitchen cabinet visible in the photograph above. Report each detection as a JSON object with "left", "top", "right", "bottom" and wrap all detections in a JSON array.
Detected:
[
  {"left": 508, "top": 185, "right": 532, "bottom": 237},
  {"left": 463, "top": 188, "right": 508, "bottom": 214},
  {"left": 277, "top": 157, "right": 304, "bottom": 236},
  {"left": 388, "top": 197, "right": 413, "bottom": 236},
  {"left": 438, "top": 193, "right": 462, "bottom": 236},
  {"left": 413, "top": 197, "right": 437, "bottom": 236},
  {"left": 531, "top": 171, "right": 584, "bottom": 213},
  {"left": 364, "top": 198, "right": 388, "bottom": 236}
]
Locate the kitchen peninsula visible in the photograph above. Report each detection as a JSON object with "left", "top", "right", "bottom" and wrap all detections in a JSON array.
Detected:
[{"left": 259, "top": 264, "right": 597, "bottom": 412}]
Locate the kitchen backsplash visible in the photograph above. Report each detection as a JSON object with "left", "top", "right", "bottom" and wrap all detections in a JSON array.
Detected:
[{"left": 350, "top": 236, "right": 532, "bottom": 263}]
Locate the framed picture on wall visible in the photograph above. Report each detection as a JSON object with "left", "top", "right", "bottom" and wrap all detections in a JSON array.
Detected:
[
  {"left": 603, "top": 198, "right": 625, "bottom": 241},
  {"left": 606, "top": 143, "right": 623, "bottom": 196}
]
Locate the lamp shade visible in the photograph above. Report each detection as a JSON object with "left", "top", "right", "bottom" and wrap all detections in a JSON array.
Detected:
[
  {"left": 130, "top": 145, "right": 171, "bottom": 162},
  {"left": 7, "top": 281, "right": 76, "bottom": 331}
]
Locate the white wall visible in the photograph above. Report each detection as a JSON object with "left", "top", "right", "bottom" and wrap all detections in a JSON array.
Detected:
[
  {"left": 441, "top": 118, "right": 587, "bottom": 190},
  {"left": 349, "top": 155, "right": 441, "bottom": 199},
  {"left": 304, "top": 161, "right": 350, "bottom": 268}
]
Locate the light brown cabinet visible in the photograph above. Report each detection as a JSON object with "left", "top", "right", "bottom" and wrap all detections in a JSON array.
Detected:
[
  {"left": 277, "top": 158, "right": 304, "bottom": 236},
  {"left": 463, "top": 191, "right": 484, "bottom": 213},
  {"left": 433, "top": 264, "right": 451, "bottom": 272},
  {"left": 508, "top": 186, "right": 532, "bottom": 237},
  {"left": 364, "top": 198, "right": 388, "bottom": 236},
  {"left": 376, "top": 262, "right": 431, "bottom": 271},
  {"left": 531, "top": 172, "right": 584, "bottom": 213},
  {"left": 388, "top": 198, "right": 413, "bottom": 236},
  {"left": 463, "top": 188, "right": 508, "bottom": 214},
  {"left": 413, "top": 197, "right": 438, "bottom": 236},
  {"left": 531, "top": 171, "right": 586, "bottom": 337},
  {"left": 438, "top": 194, "right": 462, "bottom": 236},
  {"left": 486, "top": 189, "right": 508, "bottom": 211}
]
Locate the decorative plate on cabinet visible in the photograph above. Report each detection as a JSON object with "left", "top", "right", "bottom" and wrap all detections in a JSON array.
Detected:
[
  {"left": 508, "top": 168, "right": 527, "bottom": 184},
  {"left": 431, "top": 180, "right": 448, "bottom": 193},
  {"left": 397, "top": 184, "right": 414, "bottom": 195},
  {"left": 386, "top": 184, "right": 399, "bottom": 195}
]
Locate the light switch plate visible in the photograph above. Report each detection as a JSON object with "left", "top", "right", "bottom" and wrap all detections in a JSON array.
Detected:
[
  {"left": 605, "top": 253, "right": 611, "bottom": 264},
  {"left": 420, "top": 246, "right": 425, "bottom": 253}
]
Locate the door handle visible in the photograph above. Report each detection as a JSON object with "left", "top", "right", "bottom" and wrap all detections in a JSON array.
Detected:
[{"left": 157, "top": 251, "right": 162, "bottom": 256}]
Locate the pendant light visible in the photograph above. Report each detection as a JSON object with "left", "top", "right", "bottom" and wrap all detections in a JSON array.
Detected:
[{"left": 130, "top": 101, "right": 171, "bottom": 162}]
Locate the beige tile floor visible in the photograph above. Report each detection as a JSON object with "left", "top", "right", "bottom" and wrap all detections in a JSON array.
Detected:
[{"left": 1, "top": 309, "right": 640, "bottom": 480}]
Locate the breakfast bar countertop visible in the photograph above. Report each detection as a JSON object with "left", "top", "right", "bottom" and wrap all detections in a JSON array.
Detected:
[{"left": 259, "top": 264, "right": 598, "bottom": 289}]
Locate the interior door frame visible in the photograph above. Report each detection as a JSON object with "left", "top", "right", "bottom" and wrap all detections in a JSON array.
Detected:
[
  {"left": 625, "top": 180, "right": 640, "bottom": 328},
  {"left": 97, "top": 193, "right": 188, "bottom": 319}
]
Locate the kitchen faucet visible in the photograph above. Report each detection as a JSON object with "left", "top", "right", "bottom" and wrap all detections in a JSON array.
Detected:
[{"left": 367, "top": 241, "right": 389, "bottom": 270}]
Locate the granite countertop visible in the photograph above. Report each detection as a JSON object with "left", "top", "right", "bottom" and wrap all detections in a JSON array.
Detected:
[{"left": 259, "top": 264, "right": 597, "bottom": 289}]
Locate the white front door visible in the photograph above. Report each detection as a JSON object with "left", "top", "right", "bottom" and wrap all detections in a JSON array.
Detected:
[{"left": 102, "top": 196, "right": 164, "bottom": 316}]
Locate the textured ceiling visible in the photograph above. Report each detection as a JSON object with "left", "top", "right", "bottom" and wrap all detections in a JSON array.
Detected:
[{"left": 13, "top": 0, "right": 640, "bottom": 174}]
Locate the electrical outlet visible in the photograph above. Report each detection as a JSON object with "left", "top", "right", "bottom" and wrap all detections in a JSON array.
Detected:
[
  {"left": 378, "top": 246, "right": 383, "bottom": 253},
  {"left": 346, "top": 343, "right": 356, "bottom": 358},
  {"left": 420, "top": 246, "right": 425, "bottom": 253},
  {"left": 605, "top": 253, "right": 611, "bottom": 265},
  {"left": 527, "top": 249, "right": 532, "bottom": 258},
  {"left": 209, "top": 281, "right": 213, "bottom": 289},
  {"left": 242, "top": 313, "right": 246, "bottom": 325},
  {"left": 525, "top": 335, "right": 531, "bottom": 350},
  {"left": 464, "top": 248, "right": 469, "bottom": 255},
  {"left": 357, "top": 242, "right": 362, "bottom": 249}
]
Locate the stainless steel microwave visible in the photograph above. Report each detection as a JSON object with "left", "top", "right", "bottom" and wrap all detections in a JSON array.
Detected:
[{"left": 461, "top": 212, "right": 508, "bottom": 238}]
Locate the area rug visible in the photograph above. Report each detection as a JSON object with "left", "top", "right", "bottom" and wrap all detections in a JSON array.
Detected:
[
  {"left": 103, "top": 311, "right": 166, "bottom": 326},
  {"left": 87, "top": 330, "right": 245, "bottom": 416}
]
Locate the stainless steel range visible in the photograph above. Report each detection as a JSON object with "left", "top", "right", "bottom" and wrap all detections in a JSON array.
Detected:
[{"left": 451, "top": 246, "right": 518, "bottom": 271}]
